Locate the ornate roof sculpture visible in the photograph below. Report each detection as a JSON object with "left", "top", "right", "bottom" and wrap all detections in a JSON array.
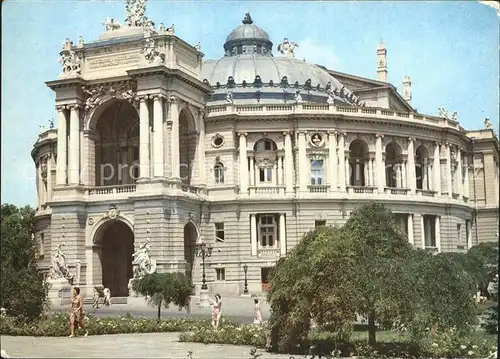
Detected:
[{"left": 202, "top": 12, "right": 360, "bottom": 106}]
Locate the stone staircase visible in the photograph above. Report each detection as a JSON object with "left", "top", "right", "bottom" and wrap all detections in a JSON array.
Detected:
[{"left": 83, "top": 296, "right": 128, "bottom": 305}]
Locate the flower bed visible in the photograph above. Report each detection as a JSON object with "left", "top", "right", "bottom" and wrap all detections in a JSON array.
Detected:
[
  {"left": 179, "top": 320, "right": 267, "bottom": 347},
  {"left": 0, "top": 313, "right": 212, "bottom": 337}
]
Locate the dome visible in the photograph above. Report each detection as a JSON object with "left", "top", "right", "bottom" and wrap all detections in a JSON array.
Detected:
[
  {"left": 225, "top": 23, "right": 270, "bottom": 43},
  {"left": 223, "top": 12, "right": 273, "bottom": 56}
]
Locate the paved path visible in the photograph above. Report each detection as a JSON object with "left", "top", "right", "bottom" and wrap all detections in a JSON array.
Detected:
[{"left": 1, "top": 332, "right": 291, "bottom": 359}]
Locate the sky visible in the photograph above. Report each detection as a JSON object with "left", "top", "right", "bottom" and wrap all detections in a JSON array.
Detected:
[{"left": 1, "top": 0, "right": 499, "bottom": 207}]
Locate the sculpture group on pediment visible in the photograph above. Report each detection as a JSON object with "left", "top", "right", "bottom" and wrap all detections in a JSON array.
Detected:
[
  {"left": 278, "top": 38, "right": 298, "bottom": 58},
  {"left": 49, "top": 244, "right": 74, "bottom": 281},
  {"left": 144, "top": 20, "right": 156, "bottom": 37},
  {"left": 484, "top": 118, "right": 493, "bottom": 129},
  {"left": 125, "top": 0, "right": 148, "bottom": 28},
  {"left": 437, "top": 107, "right": 458, "bottom": 122},
  {"left": 58, "top": 50, "right": 81, "bottom": 76},
  {"left": 82, "top": 83, "right": 138, "bottom": 111},
  {"left": 142, "top": 38, "right": 165, "bottom": 65},
  {"left": 103, "top": 17, "right": 122, "bottom": 31},
  {"left": 82, "top": 86, "right": 105, "bottom": 111}
]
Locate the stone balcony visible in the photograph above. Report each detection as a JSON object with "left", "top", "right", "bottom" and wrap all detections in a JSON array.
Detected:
[
  {"left": 249, "top": 185, "right": 285, "bottom": 196},
  {"left": 257, "top": 248, "right": 280, "bottom": 258},
  {"left": 206, "top": 103, "right": 463, "bottom": 132}
]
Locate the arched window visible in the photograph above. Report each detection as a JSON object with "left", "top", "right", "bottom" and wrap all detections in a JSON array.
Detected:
[
  {"left": 253, "top": 139, "right": 278, "bottom": 185},
  {"left": 310, "top": 159, "right": 324, "bottom": 185},
  {"left": 214, "top": 162, "right": 225, "bottom": 184}
]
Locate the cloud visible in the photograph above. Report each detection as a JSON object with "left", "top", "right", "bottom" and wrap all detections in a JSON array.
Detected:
[{"left": 294, "top": 38, "right": 340, "bottom": 70}]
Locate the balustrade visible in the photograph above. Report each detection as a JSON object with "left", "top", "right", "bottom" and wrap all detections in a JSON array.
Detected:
[{"left": 257, "top": 248, "right": 280, "bottom": 258}]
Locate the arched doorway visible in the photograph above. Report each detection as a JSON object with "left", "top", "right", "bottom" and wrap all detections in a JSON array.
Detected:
[
  {"left": 96, "top": 220, "right": 134, "bottom": 297},
  {"left": 183, "top": 222, "right": 198, "bottom": 287},
  {"left": 93, "top": 99, "right": 140, "bottom": 186}
]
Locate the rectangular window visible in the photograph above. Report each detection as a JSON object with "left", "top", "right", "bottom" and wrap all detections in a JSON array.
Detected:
[
  {"left": 310, "top": 160, "right": 324, "bottom": 185},
  {"left": 259, "top": 167, "right": 273, "bottom": 183},
  {"left": 423, "top": 215, "right": 436, "bottom": 247},
  {"left": 215, "top": 222, "right": 225, "bottom": 242},
  {"left": 394, "top": 213, "right": 409, "bottom": 236},
  {"left": 457, "top": 223, "right": 462, "bottom": 243},
  {"left": 39, "top": 233, "right": 45, "bottom": 257},
  {"left": 215, "top": 268, "right": 226, "bottom": 281},
  {"left": 465, "top": 220, "right": 471, "bottom": 246},
  {"left": 258, "top": 214, "right": 277, "bottom": 248},
  {"left": 214, "top": 164, "right": 224, "bottom": 184},
  {"left": 315, "top": 220, "right": 326, "bottom": 228}
]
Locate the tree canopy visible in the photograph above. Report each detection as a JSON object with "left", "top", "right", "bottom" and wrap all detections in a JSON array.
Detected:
[
  {"left": 0, "top": 204, "right": 48, "bottom": 322},
  {"left": 267, "top": 202, "right": 479, "bottom": 352}
]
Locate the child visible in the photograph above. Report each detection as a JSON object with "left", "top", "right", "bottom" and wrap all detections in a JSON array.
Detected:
[{"left": 92, "top": 287, "right": 100, "bottom": 309}]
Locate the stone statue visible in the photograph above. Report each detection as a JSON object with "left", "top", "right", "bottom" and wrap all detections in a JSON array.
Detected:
[
  {"left": 194, "top": 42, "right": 201, "bottom": 52},
  {"left": 278, "top": 38, "right": 299, "bottom": 57},
  {"left": 484, "top": 118, "right": 493, "bottom": 129},
  {"left": 82, "top": 86, "right": 105, "bottom": 111},
  {"left": 58, "top": 50, "right": 81, "bottom": 76},
  {"left": 144, "top": 20, "right": 156, "bottom": 37},
  {"left": 226, "top": 91, "right": 233, "bottom": 104},
  {"left": 103, "top": 17, "right": 122, "bottom": 31},
  {"left": 49, "top": 244, "right": 74, "bottom": 281},
  {"left": 49, "top": 119, "right": 55, "bottom": 129},
  {"left": 294, "top": 90, "right": 302, "bottom": 103},
  {"left": 166, "top": 24, "right": 175, "bottom": 35},
  {"left": 142, "top": 38, "right": 165, "bottom": 64},
  {"left": 125, "top": 0, "right": 148, "bottom": 28},
  {"left": 77, "top": 36, "right": 84, "bottom": 48},
  {"left": 438, "top": 106, "right": 448, "bottom": 118},
  {"left": 132, "top": 240, "right": 156, "bottom": 277},
  {"left": 327, "top": 90, "right": 335, "bottom": 104},
  {"left": 158, "top": 23, "right": 166, "bottom": 35},
  {"left": 450, "top": 111, "right": 458, "bottom": 122},
  {"left": 63, "top": 38, "right": 72, "bottom": 51}
]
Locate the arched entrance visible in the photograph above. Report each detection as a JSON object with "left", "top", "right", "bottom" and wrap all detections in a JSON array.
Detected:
[
  {"left": 96, "top": 220, "right": 134, "bottom": 297},
  {"left": 183, "top": 222, "right": 198, "bottom": 287}
]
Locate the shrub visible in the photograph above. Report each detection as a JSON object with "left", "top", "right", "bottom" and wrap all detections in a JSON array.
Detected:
[{"left": 0, "top": 312, "right": 211, "bottom": 337}]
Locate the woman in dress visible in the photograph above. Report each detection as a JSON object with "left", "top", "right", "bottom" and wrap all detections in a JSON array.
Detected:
[
  {"left": 210, "top": 294, "right": 222, "bottom": 330},
  {"left": 69, "top": 287, "right": 88, "bottom": 338},
  {"left": 253, "top": 298, "right": 262, "bottom": 325}
]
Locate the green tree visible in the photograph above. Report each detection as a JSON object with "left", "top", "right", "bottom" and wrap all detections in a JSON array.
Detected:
[
  {"left": 342, "top": 202, "right": 415, "bottom": 346},
  {"left": 482, "top": 276, "right": 498, "bottom": 334},
  {"left": 406, "top": 250, "right": 478, "bottom": 340},
  {"left": 267, "top": 226, "right": 358, "bottom": 353},
  {"left": 132, "top": 272, "right": 192, "bottom": 320},
  {"left": 0, "top": 204, "right": 48, "bottom": 322},
  {"left": 465, "top": 242, "right": 499, "bottom": 296}
]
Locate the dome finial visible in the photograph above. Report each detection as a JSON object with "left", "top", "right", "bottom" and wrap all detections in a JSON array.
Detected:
[{"left": 242, "top": 11, "right": 253, "bottom": 24}]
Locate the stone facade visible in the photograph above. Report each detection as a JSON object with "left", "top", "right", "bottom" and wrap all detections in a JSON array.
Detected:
[{"left": 31, "top": 3, "right": 499, "bottom": 298}]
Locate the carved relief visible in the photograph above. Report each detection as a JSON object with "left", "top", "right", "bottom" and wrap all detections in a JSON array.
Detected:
[
  {"left": 82, "top": 81, "right": 138, "bottom": 113},
  {"left": 88, "top": 217, "right": 94, "bottom": 226},
  {"left": 58, "top": 49, "right": 81, "bottom": 76},
  {"left": 309, "top": 132, "right": 325, "bottom": 148},
  {"left": 142, "top": 38, "right": 165, "bottom": 65}
]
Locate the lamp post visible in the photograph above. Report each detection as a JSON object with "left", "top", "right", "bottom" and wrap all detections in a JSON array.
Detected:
[
  {"left": 243, "top": 264, "right": 249, "bottom": 294},
  {"left": 195, "top": 241, "right": 212, "bottom": 290}
]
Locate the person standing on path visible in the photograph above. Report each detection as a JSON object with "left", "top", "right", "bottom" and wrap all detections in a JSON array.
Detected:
[
  {"left": 69, "top": 287, "right": 88, "bottom": 338},
  {"left": 253, "top": 298, "right": 262, "bottom": 325},
  {"left": 209, "top": 294, "right": 222, "bottom": 330}
]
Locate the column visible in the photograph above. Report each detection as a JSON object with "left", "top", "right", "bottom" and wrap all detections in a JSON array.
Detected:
[
  {"left": 407, "top": 214, "right": 414, "bottom": 246},
  {"left": 363, "top": 161, "right": 368, "bottom": 186},
  {"left": 279, "top": 213, "right": 286, "bottom": 256},
  {"left": 197, "top": 110, "right": 206, "bottom": 186},
  {"left": 153, "top": 95, "right": 165, "bottom": 178},
  {"left": 445, "top": 143, "right": 452, "bottom": 197},
  {"left": 47, "top": 155, "right": 52, "bottom": 202},
  {"left": 368, "top": 157, "right": 374, "bottom": 186},
  {"left": 68, "top": 104, "right": 80, "bottom": 185},
  {"left": 423, "top": 159, "right": 428, "bottom": 190},
  {"left": 250, "top": 214, "right": 257, "bottom": 256},
  {"left": 35, "top": 163, "right": 40, "bottom": 209},
  {"left": 463, "top": 154, "right": 469, "bottom": 198},
  {"left": 375, "top": 134, "right": 385, "bottom": 192},
  {"left": 433, "top": 143, "right": 441, "bottom": 195},
  {"left": 435, "top": 216, "right": 441, "bottom": 252},
  {"left": 402, "top": 161, "right": 407, "bottom": 188},
  {"left": 338, "top": 133, "right": 346, "bottom": 191},
  {"left": 56, "top": 106, "right": 67, "bottom": 185},
  {"left": 239, "top": 132, "right": 248, "bottom": 194},
  {"left": 420, "top": 215, "right": 425, "bottom": 249},
  {"left": 298, "top": 131, "right": 308, "bottom": 192},
  {"left": 396, "top": 164, "right": 402, "bottom": 188},
  {"left": 407, "top": 138, "right": 416, "bottom": 193},
  {"left": 277, "top": 156, "right": 283, "bottom": 186},
  {"left": 284, "top": 132, "right": 293, "bottom": 194},
  {"left": 139, "top": 97, "right": 150, "bottom": 180},
  {"left": 328, "top": 131, "right": 337, "bottom": 192},
  {"left": 427, "top": 162, "right": 433, "bottom": 191},
  {"left": 456, "top": 150, "right": 463, "bottom": 196},
  {"left": 249, "top": 157, "right": 255, "bottom": 186},
  {"left": 170, "top": 97, "right": 180, "bottom": 180},
  {"left": 345, "top": 157, "right": 350, "bottom": 186}
]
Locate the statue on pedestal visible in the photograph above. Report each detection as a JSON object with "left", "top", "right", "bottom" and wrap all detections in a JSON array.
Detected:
[
  {"left": 49, "top": 244, "right": 74, "bottom": 281},
  {"left": 58, "top": 50, "right": 81, "bottom": 76},
  {"left": 132, "top": 240, "right": 156, "bottom": 277},
  {"left": 278, "top": 38, "right": 299, "bottom": 58}
]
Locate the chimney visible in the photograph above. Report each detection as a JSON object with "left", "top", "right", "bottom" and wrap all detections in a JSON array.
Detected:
[
  {"left": 377, "top": 42, "right": 388, "bottom": 82},
  {"left": 402, "top": 75, "right": 412, "bottom": 105}
]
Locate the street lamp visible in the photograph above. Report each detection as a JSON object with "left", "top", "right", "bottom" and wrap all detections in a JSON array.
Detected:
[
  {"left": 195, "top": 241, "right": 212, "bottom": 290},
  {"left": 243, "top": 264, "right": 249, "bottom": 294}
]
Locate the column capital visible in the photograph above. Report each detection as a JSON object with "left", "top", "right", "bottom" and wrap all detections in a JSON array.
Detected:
[
  {"left": 55, "top": 105, "right": 66, "bottom": 112},
  {"left": 434, "top": 141, "right": 441, "bottom": 147},
  {"left": 327, "top": 130, "right": 337, "bottom": 135},
  {"left": 169, "top": 95, "right": 180, "bottom": 104},
  {"left": 139, "top": 95, "right": 149, "bottom": 103},
  {"left": 238, "top": 132, "right": 248, "bottom": 137},
  {"left": 152, "top": 94, "right": 165, "bottom": 102},
  {"left": 375, "top": 133, "right": 384, "bottom": 139},
  {"left": 408, "top": 137, "right": 415, "bottom": 142},
  {"left": 283, "top": 131, "right": 292, "bottom": 136}
]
